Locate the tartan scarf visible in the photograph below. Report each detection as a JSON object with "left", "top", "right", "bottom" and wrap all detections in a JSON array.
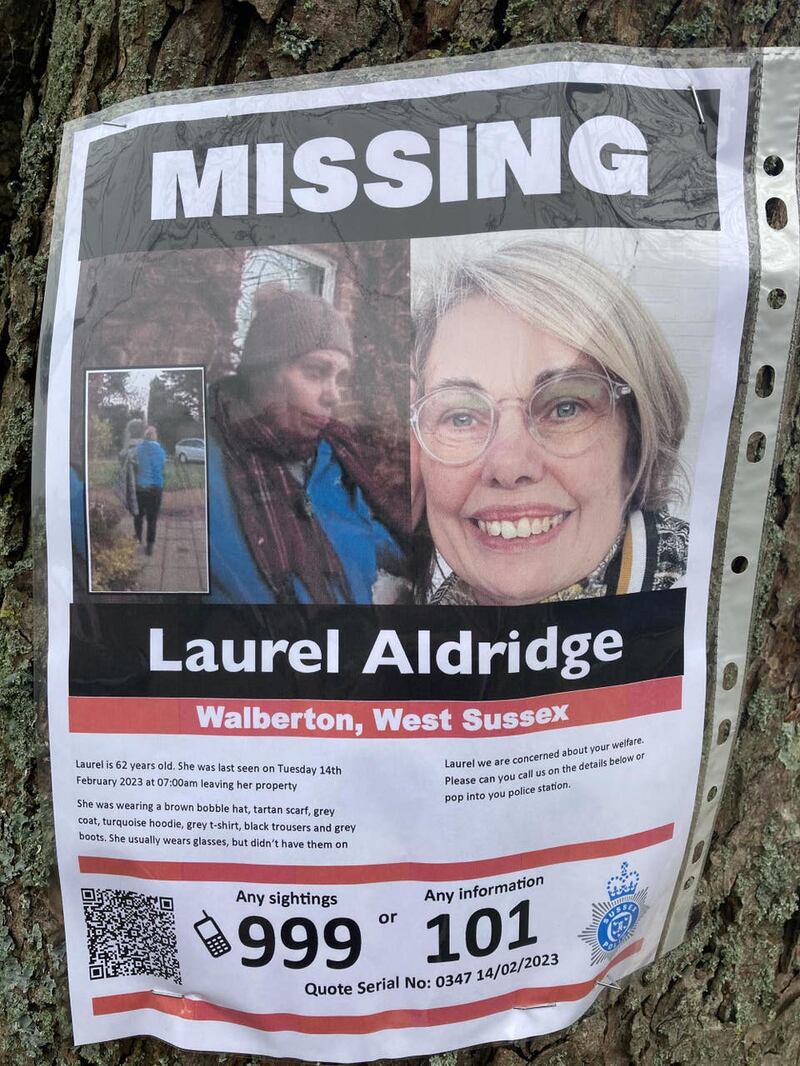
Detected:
[
  {"left": 424, "top": 510, "right": 688, "bottom": 605},
  {"left": 212, "top": 382, "right": 405, "bottom": 604}
]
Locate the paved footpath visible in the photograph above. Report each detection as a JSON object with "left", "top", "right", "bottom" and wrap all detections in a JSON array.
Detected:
[{"left": 135, "top": 505, "right": 208, "bottom": 593}]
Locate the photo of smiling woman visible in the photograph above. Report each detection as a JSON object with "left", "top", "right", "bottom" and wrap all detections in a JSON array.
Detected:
[{"left": 411, "top": 240, "right": 691, "bottom": 606}]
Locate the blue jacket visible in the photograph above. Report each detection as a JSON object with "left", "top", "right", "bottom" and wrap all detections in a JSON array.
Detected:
[
  {"left": 135, "top": 440, "right": 166, "bottom": 489},
  {"left": 207, "top": 435, "right": 403, "bottom": 604}
]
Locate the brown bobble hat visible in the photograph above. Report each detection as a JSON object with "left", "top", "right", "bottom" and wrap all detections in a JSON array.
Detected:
[{"left": 239, "top": 284, "right": 354, "bottom": 376}]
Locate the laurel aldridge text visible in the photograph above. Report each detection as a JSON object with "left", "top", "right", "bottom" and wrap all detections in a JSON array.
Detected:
[{"left": 149, "top": 626, "right": 623, "bottom": 683}]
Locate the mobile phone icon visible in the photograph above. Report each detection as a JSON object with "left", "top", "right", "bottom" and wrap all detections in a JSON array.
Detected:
[{"left": 194, "top": 910, "right": 232, "bottom": 958}]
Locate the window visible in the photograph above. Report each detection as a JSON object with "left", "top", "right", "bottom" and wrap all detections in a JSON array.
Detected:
[{"left": 234, "top": 247, "right": 337, "bottom": 357}]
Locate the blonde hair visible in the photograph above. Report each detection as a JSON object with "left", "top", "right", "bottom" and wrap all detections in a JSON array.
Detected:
[{"left": 414, "top": 241, "right": 689, "bottom": 511}]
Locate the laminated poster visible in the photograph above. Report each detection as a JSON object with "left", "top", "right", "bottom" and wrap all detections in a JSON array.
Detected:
[{"left": 34, "top": 45, "right": 800, "bottom": 1059}]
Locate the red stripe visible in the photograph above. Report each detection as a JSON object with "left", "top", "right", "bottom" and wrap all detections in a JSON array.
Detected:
[
  {"left": 92, "top": 937, "right": 642, "bottom": 1033},
  {"left": 78, "top": 824, "right": 673, "bottom": 884},
  {"left": 69, "top": 676, "right": 681, "bottom": 737}
]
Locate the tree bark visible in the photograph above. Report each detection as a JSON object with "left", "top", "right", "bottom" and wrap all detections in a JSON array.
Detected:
[{"left": 1, "top": 2, "right": 798, "bottom": 1063}]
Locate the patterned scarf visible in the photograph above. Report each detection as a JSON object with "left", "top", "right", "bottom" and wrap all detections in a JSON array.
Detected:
[
  {"left": 211, "top": 381, "right": 407, "bottom": 604},
  {"left": 425, "top": 510, "right": 688, "bottom": 605}
]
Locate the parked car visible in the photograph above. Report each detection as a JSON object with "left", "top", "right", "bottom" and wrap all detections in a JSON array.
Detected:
[{"left": 174, "top": 438, "right": 205, "bottom": 463}]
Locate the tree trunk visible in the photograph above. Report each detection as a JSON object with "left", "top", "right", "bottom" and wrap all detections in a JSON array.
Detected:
[{"left": 1, "top": 2, "right": 798, "bottom": 1063}]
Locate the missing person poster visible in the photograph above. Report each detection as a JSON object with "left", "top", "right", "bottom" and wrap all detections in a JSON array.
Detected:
[{"left": 34, "top": 46, "right": 798, "bottom": 1059}]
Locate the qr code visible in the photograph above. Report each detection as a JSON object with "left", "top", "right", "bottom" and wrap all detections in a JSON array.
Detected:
[{"left": 81, "top": 887, "right": 181, "bottom": 983}]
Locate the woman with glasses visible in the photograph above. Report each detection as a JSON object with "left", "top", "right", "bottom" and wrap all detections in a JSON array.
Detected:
[{"left": 411, "top": 240, "right": 690, "bottom": 606}]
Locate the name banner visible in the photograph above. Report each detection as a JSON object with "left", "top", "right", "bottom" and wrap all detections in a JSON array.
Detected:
[{"left": 34, "top": 45, "right": 800, "bottom": 1060}]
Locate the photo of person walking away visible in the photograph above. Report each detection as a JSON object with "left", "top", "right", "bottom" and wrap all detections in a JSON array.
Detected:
[
  {"left": 83, "top": 366, "right": 209, "bottom": 593},
  {"left": 132, "top": 426, "right": 166, "bottom": 555}
]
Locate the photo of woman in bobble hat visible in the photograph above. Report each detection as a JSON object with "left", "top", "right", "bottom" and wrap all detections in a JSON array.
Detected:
[{"left": 207, "top": 283, "right": 408, "bottom": 604}]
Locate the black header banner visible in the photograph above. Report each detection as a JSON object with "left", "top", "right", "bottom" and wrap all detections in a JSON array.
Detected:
[
  {"left": 70, "top": 589, "right": 685, "bottom": 701},
  {"left": 79, "top": 82, "right": 720, "bottom": 260}
]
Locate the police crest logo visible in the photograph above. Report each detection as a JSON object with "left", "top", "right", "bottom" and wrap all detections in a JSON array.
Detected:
[{"left": 579, "top": 861, "right": 649, "bottom": 967}]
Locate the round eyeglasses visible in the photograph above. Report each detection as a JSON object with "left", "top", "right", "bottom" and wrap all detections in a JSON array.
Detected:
[{"left": 410, "top": 371, "right": 632, "bottom": 466}]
